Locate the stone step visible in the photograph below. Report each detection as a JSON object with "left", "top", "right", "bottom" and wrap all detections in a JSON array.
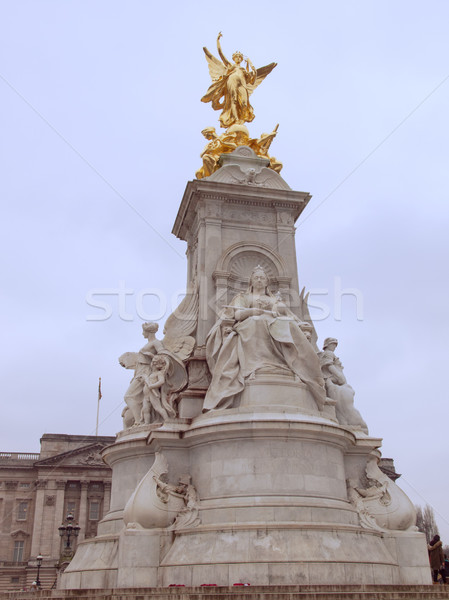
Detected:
[{"left": 2, "top": 585, "right": 449, "bottom": 600}]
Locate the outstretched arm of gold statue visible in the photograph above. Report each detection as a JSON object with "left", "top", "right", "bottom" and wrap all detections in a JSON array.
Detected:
[
  {"left": 247, "top": 62, "right": 277, "bottom": 95},
  {"left": 245, "top": 57, "right": 257, "bottom": 83},
  {"left": 217, "top": 31, "right": 231, "bottom": 67}
]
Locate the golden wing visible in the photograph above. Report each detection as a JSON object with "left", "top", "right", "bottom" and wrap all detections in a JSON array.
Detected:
[
  {"left": 247, "top": 62, "right": 277, "bottom": 95},
  {"left": 203, "top": 47, "right": 227, "bottom": 81}
]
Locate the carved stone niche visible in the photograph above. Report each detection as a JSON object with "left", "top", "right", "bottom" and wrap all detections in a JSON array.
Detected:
[{"left": 213, "top": 242, "right": 292, "bottom": 308}]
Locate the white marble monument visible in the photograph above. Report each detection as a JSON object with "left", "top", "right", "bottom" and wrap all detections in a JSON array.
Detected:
[{"left": 61, "top": 35, "right": 431, "bottom": 589}]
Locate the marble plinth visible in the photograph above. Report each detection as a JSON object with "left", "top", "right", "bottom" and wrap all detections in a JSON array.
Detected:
[
  {"left": 239, "top": 371, "right": 319, "bottom": 415},
  {"left": 61, "top": 408, "right": 431, "bottom": 589}
]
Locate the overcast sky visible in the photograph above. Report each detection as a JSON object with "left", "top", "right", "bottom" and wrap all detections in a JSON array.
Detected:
[{"left": 1, "top": 1, "right": 448, "bottom": 540}]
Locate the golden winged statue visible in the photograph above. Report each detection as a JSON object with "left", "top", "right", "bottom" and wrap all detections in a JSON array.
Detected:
[{"left": 201, "top": 32, "right": 277, "bottom": 129}]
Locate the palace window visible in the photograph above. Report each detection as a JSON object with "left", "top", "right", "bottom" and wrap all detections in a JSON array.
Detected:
[
  {"left": 13, "top": 540, "right": 24, "bottom": 562},
  {"left": 89, "top": 500, "right": 100, "bottom": 521},
  {"left": 17, "top": 501, "right": 28, "bottom": 520}
]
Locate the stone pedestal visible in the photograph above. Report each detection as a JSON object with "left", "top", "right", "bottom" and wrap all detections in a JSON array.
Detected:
[
  {"left": 172, "top": 156, "right": 311, "bottom": 347},
  {"left": 61, "top": 157, "right": 431, "bottom": 589},
  {"left": 239, "top": 371, "right": 318, "bottom": 414},
  {"left": 61, "top": 407, "right": 431, "bottom": 588}
]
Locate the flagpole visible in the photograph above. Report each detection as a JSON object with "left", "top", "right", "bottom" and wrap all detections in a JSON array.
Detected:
[{"left": 96, "top": 377, "right": 102, "bottom": 436}]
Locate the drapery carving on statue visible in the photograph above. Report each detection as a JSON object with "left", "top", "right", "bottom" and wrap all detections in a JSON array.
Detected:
[
  {"left": 204, "top": 265, "right": 326, "bottom": 411},
  {"left": 187, "top": 358, "right": 211, "bottom": 390},
  {"left": 162, "top": 276, "right": 199, "bottom": 360},
  {"left": 319, "top": 338, "right": 368, "bottom": 433},
  {"left": 123, "top": 453, "right": 200, "bottom": 530},
  {"left": 348, "top": 456, "right": 417, "bottom": 531}
]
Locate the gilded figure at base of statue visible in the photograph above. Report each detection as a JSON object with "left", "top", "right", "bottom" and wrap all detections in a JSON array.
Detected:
[{"left": 196, "top": 124, "right": 282, "bottom": 179}]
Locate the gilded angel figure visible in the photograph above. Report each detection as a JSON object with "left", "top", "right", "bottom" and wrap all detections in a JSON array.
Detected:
[{"left": 201, "top": 32, "right": 277, "bottom": 129}]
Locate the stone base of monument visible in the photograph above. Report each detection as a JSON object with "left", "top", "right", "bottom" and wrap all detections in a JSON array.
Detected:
[
  {"left": 5, "top": 584, "right": 449, "bottom": 600},
  {"left": 60, "top": 409, "right": 431, "bottom": 590}
]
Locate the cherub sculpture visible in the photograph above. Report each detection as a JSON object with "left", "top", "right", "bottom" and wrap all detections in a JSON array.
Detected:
[
  {"left": 140, "top": 354, "right": 173, "bottom": 424},
  {"left": 118, "top": 281, "right": 199, "bottom": 428},
  {"left": 201, "top": 32, "right": 277, "bottom": 129},
  {"left": 119, "top": 322, "right": 164, "bottom": 426}
]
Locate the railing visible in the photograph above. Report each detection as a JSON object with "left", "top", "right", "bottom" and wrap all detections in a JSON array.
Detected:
[
  {"left": 0, "top": 561, "right": 28, "bottom": 567},
  {"left": 0, "top": 453, "right": 39, "bottom": 461}
]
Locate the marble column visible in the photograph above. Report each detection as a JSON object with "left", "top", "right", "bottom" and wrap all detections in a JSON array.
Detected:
[
  {"left": 103, "top": 482, "right": 111, "bottom": 515},
  {"left": 51, "top": 480, "right": 66, "bottom": 559},
  {"left": 77, "top": 481, "right": 89, "bottom": 542},
  {"left": 30, "top": 480, "right": 47, "bottom": 557}
]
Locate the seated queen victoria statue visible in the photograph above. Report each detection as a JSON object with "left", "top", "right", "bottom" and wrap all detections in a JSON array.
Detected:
[{"left": 203, "top": 266, "right": 326, "bottom": 411}]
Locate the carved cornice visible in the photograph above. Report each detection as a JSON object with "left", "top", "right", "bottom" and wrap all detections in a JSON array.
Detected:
[
  {"left": 10, "top": 529, "right": 30, "bottom": 538},
  {"left": 227, "top": 197, "right": 300, "bottom": 209},
  {"left": 200, "top": 194, "right": 229, "bottom": 202},
  {"left": 172, "top": 180, "right": 311, "bottom": 242},
  {"left": 35, "top": 443, "right": 109, "bottom": 468}
]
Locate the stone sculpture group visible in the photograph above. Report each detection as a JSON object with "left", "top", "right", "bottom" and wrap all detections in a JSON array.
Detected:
[
  {"left": 60, "top": 34, "right": 430, "bottom": 589},
  {"left": 120, "top": 265, "right": 368, "bottom": 436},
  {"left": 116, "top": 263, "right": 407, "bottom": 538}
]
